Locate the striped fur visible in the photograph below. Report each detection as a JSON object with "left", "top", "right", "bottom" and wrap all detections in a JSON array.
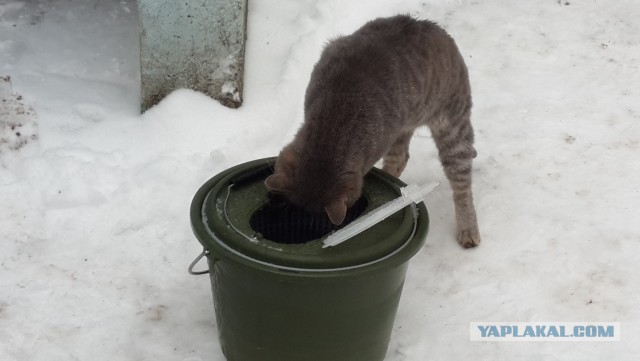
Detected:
[{"left": 266, "top": 15, "right": 480, "bottom": 247}]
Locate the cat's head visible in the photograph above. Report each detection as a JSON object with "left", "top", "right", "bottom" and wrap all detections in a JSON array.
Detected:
[{"left": 265, "top": 145, "right": 363, "bottom": 225}]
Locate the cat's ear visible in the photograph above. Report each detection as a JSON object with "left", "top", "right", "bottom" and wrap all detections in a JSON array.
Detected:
[
  {"left": 277, "top": 144, "right": 298, "bottom": 175},
  {"left": 324, "top": 171, "right": 363, "bottom": 225},
  {"left": 264, "top": 174, "right": 290, "bottom": 192},
  {"left": 325, "top": 199, "right": 348, "bottom": 226},
  {"left": 266, "top": 144, "right": 298, "bottom": 192}
]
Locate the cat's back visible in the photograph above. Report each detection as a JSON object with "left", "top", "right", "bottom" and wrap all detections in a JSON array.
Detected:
[
  {"left": 322, "top": 15, "right": 458, "bottom": 71},
  {"left": 307, "top": 15, "right": 467, "bottom": 103},
  {"left": 349, "top": 15, "right": 445, "bottom": 46}
]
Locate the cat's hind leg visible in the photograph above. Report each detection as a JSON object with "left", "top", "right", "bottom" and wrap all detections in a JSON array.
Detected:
[
  {"left": 382, "top": 130, "right": 414, "bottom": 177},
  {"left": 432, "top": 114, "right": 481, "bottom": 248}
]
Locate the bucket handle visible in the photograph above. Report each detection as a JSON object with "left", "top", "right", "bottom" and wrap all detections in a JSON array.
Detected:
[{"left": 188, "top": 249, "right": 213, "bottom": 275}]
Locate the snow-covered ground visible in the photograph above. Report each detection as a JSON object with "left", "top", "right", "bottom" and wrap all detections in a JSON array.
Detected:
[{"left": 1, "top": 0, "right": 639, "bottom": 360}]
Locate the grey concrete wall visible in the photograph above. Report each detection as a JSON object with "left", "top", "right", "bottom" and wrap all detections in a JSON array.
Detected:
[{"left": 138, "top": 0, "right": 247, "bottom": 111}]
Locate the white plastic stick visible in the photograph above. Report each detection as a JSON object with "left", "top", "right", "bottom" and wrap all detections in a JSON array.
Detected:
[{"left": 322, "top": 182, "right": 439, "bottom": 248}]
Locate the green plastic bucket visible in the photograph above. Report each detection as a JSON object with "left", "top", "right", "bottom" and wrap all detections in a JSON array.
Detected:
[{"left": 190, "top": 158, "right": 429, "bottom": 361}]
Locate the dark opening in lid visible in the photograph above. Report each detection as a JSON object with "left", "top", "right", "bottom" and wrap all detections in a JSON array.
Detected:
[{"left": 250, "top": 193, "right": 368, "bottom": 244}]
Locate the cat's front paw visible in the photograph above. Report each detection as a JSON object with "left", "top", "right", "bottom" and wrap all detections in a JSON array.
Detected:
[{"left": 457, "top": 227, "right": 480, "bottom": 249}]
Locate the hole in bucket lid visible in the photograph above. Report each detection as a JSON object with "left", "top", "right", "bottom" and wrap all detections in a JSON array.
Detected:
[{"left": 250, "top": 193, "right": 368, "bottom": 244}]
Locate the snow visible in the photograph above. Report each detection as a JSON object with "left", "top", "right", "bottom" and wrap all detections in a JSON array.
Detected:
[{"left": 1, "top": 0, "right": 639, "bottom": 360}]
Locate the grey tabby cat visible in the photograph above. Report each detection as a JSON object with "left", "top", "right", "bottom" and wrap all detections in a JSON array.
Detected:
[{"left": 265, "top": 15, "right": 480, "bottom": 248}]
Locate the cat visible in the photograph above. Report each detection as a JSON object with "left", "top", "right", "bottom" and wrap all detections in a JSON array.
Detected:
[{"left": 265, "top": 15, "right": 480, "bottom": 248}]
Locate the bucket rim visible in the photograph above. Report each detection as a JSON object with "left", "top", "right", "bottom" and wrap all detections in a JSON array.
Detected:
[{"left": 190, "top": 157, "right": 429, "bottom": 277}]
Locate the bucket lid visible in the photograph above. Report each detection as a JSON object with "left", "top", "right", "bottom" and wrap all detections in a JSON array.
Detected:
[{"left": 190, "top": 158, "right": 428, "bottom": 274}]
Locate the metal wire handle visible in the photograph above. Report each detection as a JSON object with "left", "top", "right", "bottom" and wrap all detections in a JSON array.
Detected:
[{"left": 188, "top": 249, "right": 211, "bottom": 275}]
